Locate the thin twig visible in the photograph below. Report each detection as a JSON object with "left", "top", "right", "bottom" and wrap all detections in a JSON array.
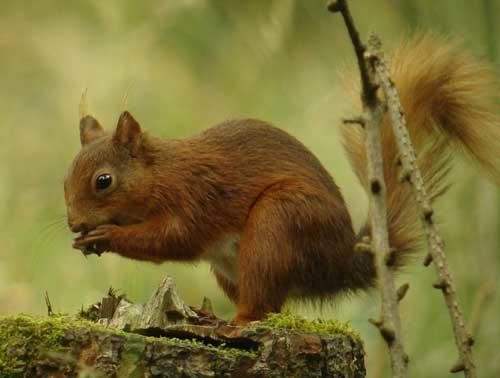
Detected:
[
  {"left": 368, "top": 37, "right": 477, "bottom": 377},
  {"left": 327, "top": 0, "right": 378, "bottom": 106},
  {"left": 328, "top": 1, "right": 408, "bottom": 376},
  {"left": 45, "top": 291, "right": 53, "bottom": 317}
]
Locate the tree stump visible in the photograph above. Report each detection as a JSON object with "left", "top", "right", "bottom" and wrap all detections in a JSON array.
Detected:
[{"left": 0, "top": 276, "right": 365, "bottom": 377}]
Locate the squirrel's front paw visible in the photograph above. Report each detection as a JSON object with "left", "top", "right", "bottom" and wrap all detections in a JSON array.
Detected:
[{"left": 73, "top": 224, "right": 120, "bottom": 256}]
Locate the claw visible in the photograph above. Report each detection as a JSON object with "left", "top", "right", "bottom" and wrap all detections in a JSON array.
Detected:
[
  {"left": 72, "top": 224, "right": 117, "bottom": 257},
  {"left": 77, "top": 244, "right": 102, "bottom": 257}
]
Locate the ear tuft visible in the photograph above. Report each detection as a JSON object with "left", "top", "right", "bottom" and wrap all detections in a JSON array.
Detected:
[
  {"left": 80, "top": 116, "right": 105, "bottom": 146},
  {"left": 113, "top": 111, "right": 142, "bottom": 152},
  {"left": 79, "top": 89, "right": 89, "bottom": 120}
]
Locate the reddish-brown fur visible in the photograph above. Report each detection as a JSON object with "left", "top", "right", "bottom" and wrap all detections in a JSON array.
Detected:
[{"left": 65, "top": 35, "right": 500, "bottom": 325}]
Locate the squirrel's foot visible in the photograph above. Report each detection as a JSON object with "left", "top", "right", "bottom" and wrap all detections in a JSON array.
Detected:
[{"left": 232, "top": 312, "right": 262, "bottom": 326}]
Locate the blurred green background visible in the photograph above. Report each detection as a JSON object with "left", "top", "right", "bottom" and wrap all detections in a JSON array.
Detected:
[{"left": 0, "top": 1, "right": 499, "bottom": 377}]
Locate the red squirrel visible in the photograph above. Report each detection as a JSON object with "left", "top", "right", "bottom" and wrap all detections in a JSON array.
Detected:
[{"left": 65, "top": 35, "right": 500, "bottom": 325}]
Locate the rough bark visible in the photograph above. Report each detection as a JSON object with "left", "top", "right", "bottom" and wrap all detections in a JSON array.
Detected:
[{"left": 0, "top": 276, "right": 365, "bottom": 377}]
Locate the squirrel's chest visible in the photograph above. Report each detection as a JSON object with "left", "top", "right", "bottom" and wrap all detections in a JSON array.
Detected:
[{"left": 202, "top": 235, "right": 240, "bottom": 284}]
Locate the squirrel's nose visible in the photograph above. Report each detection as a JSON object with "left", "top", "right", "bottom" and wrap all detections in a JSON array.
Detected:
[{"left": 68, "top": 220, "right": 89, "bottom": 233}]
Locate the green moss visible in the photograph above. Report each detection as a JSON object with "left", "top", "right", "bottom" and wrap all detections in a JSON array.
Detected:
[
  {"left": 0, "top": 313, "right": 362, "bottom": 376},
  {"left": 0, "top": 315, "right": 130, "bottom": 377},
  {"left": 0, "top": 315, "right": 80, "bottom": 376},
  {"left": 116, "top": 338, "right": 147, "bottom": 378},
  {"left": 261, "top": 312, "right": 360, "bottom": 341},
  {"left": 0, "top": 314, "right": 255, "bottom": 377},
  {"left": 145, "top": 335, "right": 256, "bottom": 358}
]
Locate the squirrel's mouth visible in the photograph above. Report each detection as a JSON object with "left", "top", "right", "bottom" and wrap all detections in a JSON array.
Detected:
[{"left": 72, "top": 230, "right": 99, "bottom": 256}]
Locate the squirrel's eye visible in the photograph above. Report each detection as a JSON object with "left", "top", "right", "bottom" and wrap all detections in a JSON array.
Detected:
[{"left": 96, "top": 174, "right": 112, "bottom": 191}]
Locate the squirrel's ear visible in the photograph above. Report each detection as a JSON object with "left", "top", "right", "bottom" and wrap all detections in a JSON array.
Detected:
[
  {"left": 80, "top": 116, "right": 105, "bottom": 146},
  {"left": 113, "top": 111, "right": 142, "bottom": 153}
]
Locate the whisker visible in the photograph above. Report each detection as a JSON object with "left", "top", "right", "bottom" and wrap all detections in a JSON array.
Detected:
[
  {"left": 41, "top": 217, "right": 66, "bottom": 227},
  {"left": 39, "top": 219, "right": 67, "bottom": 234},
  {"left": 36, "top": 224, "right": 67, "bottom": 248},
  {"left": 34, "top": 216, "right": 71, "bottom": 252}
]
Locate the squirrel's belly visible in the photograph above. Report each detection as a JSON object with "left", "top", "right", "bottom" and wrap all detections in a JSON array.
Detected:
[{"left": 202, "top": 235, "right": 240, "bottom": 284}]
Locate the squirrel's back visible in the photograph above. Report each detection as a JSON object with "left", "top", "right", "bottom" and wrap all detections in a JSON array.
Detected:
[
  {"left": 195, "top": 119, "right": 339, "bottom": 188},
  {"left": 174, "top": 118, "right": 348, "bottom": 206}
]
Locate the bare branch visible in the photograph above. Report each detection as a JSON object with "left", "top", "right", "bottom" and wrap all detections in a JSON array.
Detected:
[
  {"left": 328, "top": 1, "right": 408, "bottom": 376},
  {"left": 327, "top": 0, "right": 378, "bottom": 106},
  {"left": 368, "top": 35, "right": 477, "bottom": 377}
]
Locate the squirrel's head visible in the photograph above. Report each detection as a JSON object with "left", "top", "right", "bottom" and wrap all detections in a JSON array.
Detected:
[{"left": 64, "top": 109, "right": 155, "bottom": 234}]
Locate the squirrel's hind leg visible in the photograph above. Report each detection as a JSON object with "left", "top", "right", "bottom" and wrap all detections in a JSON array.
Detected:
[
  {"left": 213, "top": 270, "right": 239, "bottom": 304},
  {"left": 232, "top": 180, "right": 353, "bottom": 325},
  {"left": 233, "top": 182, "right": 312, "bottom": 325}
]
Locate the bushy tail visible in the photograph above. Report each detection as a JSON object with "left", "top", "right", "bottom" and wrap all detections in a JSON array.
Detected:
[{"left": 342, "top": 34, "right": 500, "bottom": 267}]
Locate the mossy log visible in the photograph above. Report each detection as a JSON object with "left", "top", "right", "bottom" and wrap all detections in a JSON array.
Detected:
[{"left": 0, "top": 277, "right": 365, "bottom": 377}]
